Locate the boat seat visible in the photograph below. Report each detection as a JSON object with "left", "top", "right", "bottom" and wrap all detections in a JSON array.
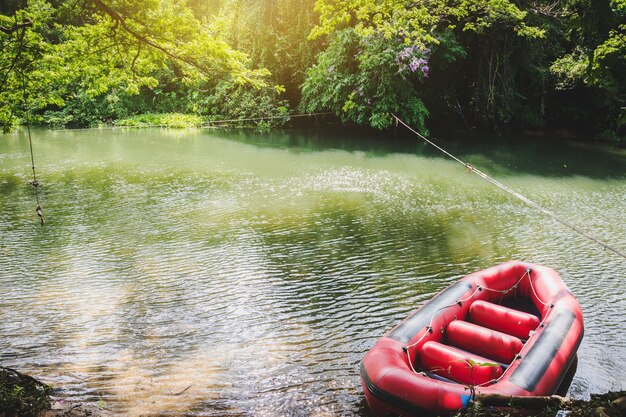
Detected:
[
  {"left": 469, "top": 300, "right": 540, "bottom": 339},
  {"left": 446, "top": 320, "right": 523, "bottom": 364},
  {"left": 419, "top": 341, "right": 503, "bottom": 386}
]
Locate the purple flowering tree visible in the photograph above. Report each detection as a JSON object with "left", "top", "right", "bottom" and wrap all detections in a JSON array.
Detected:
[{"left": 301, "top": 28, "right": 430, "bottom": 131}]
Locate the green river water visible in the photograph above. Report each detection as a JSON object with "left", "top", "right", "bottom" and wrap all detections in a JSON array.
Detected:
[{"left": 1, "top": 127, "right": 625, "bottom": 416}]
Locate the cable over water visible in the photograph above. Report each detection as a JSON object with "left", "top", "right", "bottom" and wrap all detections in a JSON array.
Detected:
[
  {"left": 392, "top": 114, "right": 626, "bottom": 261},
  {"left": 49, "top": 112, "right": 335, "bottom": 131},
  {"left": 202, "top": 111, "right": 334, "bottom": 126}
]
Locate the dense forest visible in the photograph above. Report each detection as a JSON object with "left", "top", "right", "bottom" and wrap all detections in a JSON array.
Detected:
[{"left": 1, "top": 0, "right": 624, "bottom": 141}]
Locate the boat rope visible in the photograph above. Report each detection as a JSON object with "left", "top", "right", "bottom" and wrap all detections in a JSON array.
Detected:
[
  {"left": 402, "top": 269, "right": 552, "bottom": 383},
  {"left": 474, "top": 303, "right": 554, "bottom": 389},
  {"left": 527, "top": 272, "right": 549, "bottom": 307},
  {"left": 480, "top": 268, "right": 531, "bottom": 305},
  {"left": 21, "top": 70, "right": 44, "bottom": 227},
  {"left": 392, "top": 114, "right": 626, "bottom": 261}
]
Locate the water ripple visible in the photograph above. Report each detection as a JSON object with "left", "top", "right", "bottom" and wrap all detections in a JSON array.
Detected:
[{"left": 1, "top": 129, "right": 624, "bottom": 414}]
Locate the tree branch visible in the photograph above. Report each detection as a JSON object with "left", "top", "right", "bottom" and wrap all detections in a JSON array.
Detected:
[
  {"left": 474, "top": 394, "right": 567, "bottom": 409},
  {"left": 0, "top": 22, "right": 29, "bottom": 92},
  {"left": 0, "top": 20, "right": 33, "bottom": 35},
  {"left": 89, "top": 0, "right": 212, "bottom": 76}
]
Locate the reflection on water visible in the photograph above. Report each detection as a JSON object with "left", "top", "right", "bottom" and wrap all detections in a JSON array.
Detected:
[{"left": 1, "top": 127, "right": 625, "bottom": 416}]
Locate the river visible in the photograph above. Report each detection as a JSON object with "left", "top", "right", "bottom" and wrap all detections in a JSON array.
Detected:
[{"left": 1, "top": 127, "right": 625, "bottom": 416}]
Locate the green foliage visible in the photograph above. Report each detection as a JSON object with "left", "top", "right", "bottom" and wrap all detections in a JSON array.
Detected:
[
  {"left": 208, "top": 0, "right": 321, "bottom": 105},
  {"left": 0, "top": 0, "right": 54, "bottom": 132},
  {"left": 551, "top": 48, "right": 591, "bottom": 89},
  {"left": 301, "top": 28, "right": 429, "bottom": 130},
  {"left": 204, "top": 80, "right": 290, "bottom": 129},
  {"left": 1, "top": 0, "right": 624, "bottom": 137},
  {"left": 0, "top": 0, "right": 285, "bottom": 131},
  {"left": 589, "top": 24, "right": 626, "bottom": 88},
  {"left": 0, "top": 367, "right": 52, "bottom": 417},
  {"left": 310, "top": 0, "right": 545, "bottom": 44},
  {"left": 303, "top": 0, "right": 546, "bottom": 130},
  {"left": 114, "top": 113, "right": 205, "bottom": 128},
  {"left": 547, "top": 0, "right": 625, "bottom": 138},
  {"left": 303, "top": 0, "right": 624, "bottom": 136},
  {"left": 549, "top": 0, "right": 625, "bottom": 90}
]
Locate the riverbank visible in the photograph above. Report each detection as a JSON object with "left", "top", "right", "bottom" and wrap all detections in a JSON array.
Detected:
[
  {"left": 8, "top": 109, "right": 623, "bottom": 147},
  {"left": 1, "top": 366, "right": 624, "bottom": 417},
  {"left": 37, "top": 111, "right": 294, "bottom": 130},
  {"left": 464, "top": 391, "right": 626, "bottom": 417}
]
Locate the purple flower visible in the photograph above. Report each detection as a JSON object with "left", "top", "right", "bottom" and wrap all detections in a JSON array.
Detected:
[
  {"left": 328, "top": 65, "right": 334, "bottom": 74},
  {"left": 396, "top": 44, "right": 431, "bottom": 76}
]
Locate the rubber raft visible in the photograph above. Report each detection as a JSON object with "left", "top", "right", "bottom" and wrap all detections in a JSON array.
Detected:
[{"left": 360, "top": 261, "right": 584, "bottom": 416}]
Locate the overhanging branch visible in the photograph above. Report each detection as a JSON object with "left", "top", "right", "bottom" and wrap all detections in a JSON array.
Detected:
[
  {"left": 89, "top": 0, "right": 213, "bottom": 76},
  {"left": 0, "top": 20, "right": 33, "bottom": 35}
]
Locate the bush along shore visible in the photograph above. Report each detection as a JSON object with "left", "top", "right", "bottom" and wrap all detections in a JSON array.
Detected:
[
  {"left": 3, "top": 1, "right": 625, "bottom": 142},
  {"left": 53, "top": 112, "right": 292, "bottom": 130},
  {"left": 1, "top": 366, "right": 625, "bottom": 417}
]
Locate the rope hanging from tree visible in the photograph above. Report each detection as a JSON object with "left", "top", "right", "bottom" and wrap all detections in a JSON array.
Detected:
[
  {"left": 392, "top": 113, "right": 626, "bottom": 261},
  {"left": 22, "top": 72, "right": 44, "bottom": 227}
]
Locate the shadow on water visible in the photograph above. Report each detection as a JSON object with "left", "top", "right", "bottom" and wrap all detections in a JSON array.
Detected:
[{"left": 217, "top": 128, "right": 626, "bottom": 179}]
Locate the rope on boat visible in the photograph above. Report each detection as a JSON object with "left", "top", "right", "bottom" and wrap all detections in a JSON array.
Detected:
[
  {"left": 403, "top": 270, "right": 532, "bottom": 355},
  {"left": 392, "top": 114, "right": 626, "bottom": 261},
  {"left": 402, "top": 269, "right": 551, "bottom": 383}
]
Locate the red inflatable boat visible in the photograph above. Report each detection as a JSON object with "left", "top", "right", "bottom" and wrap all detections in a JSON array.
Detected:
[{"left": 360, "top": 261, "right": 583, "bottom": 416}]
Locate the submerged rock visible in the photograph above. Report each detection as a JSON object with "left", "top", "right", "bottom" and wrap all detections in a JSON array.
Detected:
[
  {"left": 43, "top": 402, "right": 112, "bottom": 417},
  {"left": 610, "top": 395, "right": 626, "bottom": 413}
]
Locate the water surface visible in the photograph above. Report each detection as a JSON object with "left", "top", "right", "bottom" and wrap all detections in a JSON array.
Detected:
[{"left": 1, "top": 127, "right": 625, "bottom": 416}]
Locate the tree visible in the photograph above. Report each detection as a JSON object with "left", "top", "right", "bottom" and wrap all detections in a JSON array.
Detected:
[
  {"left": 550, "top": 0, "right": 625, "bottom": 139},
  {"left": 301, "top": 0, "right": 545, "bottom": 130},
  {"left": 0, "top": 0, "right": 282, "bottom": 131},
  {"left": 204, "top": 0, "right": 321, "bottom": 105}
]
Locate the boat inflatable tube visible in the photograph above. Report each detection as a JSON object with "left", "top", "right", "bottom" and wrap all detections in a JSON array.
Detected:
[
  {"left": 360, "top": 261, "right": 584, "bottom": 416},
  {"left": 420, "top": 341, "right": 503, "bottom": 386},
  {"left": 469, "top": 300, "right": 540, "bottom": 339},
  {"left": 446, "top": 320, "right": 523, "bottom": 364}
]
